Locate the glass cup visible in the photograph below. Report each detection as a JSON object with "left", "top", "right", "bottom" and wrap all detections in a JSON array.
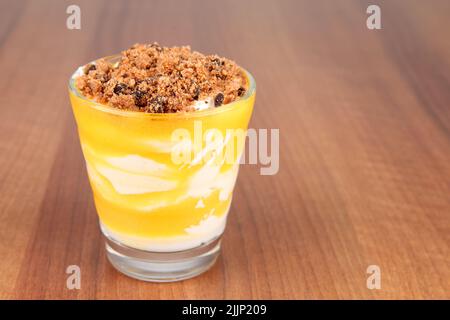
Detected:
[{"left": 68, "top": 55, "right": 256, "bottom": 282}]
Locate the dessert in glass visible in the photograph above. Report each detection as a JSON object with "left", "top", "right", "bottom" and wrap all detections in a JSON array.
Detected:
[{"left": 68, "top": 44, "right": 255, "bottom": 281}]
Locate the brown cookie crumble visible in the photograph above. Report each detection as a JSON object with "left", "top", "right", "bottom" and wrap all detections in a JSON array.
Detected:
[{"left": 75, "top": 43, "right": 248, "bottom": 113}]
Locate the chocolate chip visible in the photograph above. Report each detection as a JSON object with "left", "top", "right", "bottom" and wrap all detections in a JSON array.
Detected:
[
  {"left": 193, "top": 87, "right": 200, "bottom": 100},
  {"left": 149, "top": 96, "right": 167, "bottom": 113},
  {"left": 209, "top": 58, "right": 222, "bottom": 72},
  {"left": 154, "top": 104, "right": 164, "bottom": 113},
  {"left": 84, "top": 64, "right": 96, "bottom": 74},
  {"left": 214, "top": 93, "right": 224, "bottom": 107},
  {"left": 151, "top": 96, "right": 166, "bottom": 104},
  {"left": 133, "top": 90, "right": 147, "bottom": 108},
  {"left": 113, "top": 83, "right": 127, "bottom": 95},
  {"left": 237, "top": 87, "right": 246, "bottom": 97},
  {"left": 150, "top": 43, "right": 162, "bottom": 52}
]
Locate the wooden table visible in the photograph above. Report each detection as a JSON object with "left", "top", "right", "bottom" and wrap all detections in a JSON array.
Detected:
[{"left": 0, "top": 0, "right": 449, "bottom": 299}]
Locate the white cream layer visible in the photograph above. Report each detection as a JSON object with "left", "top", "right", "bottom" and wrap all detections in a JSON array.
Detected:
[
  {"left": 87, "top": 153, "right": 239, "bottom": 200},
  {"left": 192, "top": 97, "right": 214, "bottom": 111}
]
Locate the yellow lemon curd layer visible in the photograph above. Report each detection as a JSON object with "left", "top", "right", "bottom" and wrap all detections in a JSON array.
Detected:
[{"left": 69, "top": 71, "right": 255, "bottom": 251}]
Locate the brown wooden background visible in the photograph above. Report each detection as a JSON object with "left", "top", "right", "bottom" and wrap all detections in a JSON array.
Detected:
[{"left": 0, "top": 0, "right": 449, "bottom": 299}]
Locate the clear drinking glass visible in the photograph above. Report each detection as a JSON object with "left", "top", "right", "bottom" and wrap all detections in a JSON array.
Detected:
[{"left": 68, "top": 55, "right": 256, "bottom": 281}]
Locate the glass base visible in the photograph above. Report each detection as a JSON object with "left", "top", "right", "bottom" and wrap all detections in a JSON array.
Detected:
[{"left": 104, "top": 233, "right": 221, "bottom": 282}]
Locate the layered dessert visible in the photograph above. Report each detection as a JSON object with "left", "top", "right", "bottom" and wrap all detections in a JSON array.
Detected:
[{"left": 69, "top": 43, "right": 255, "bottom": 254}]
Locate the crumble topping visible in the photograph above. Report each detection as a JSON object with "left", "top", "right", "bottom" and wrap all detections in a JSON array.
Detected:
[{"left": 75, "top": 43, "right": 248, "bottom": 113}]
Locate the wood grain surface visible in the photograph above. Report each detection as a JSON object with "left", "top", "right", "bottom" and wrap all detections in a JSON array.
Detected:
[{"left": 0, "top": 0, "right": 449, "bottom": 299}]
